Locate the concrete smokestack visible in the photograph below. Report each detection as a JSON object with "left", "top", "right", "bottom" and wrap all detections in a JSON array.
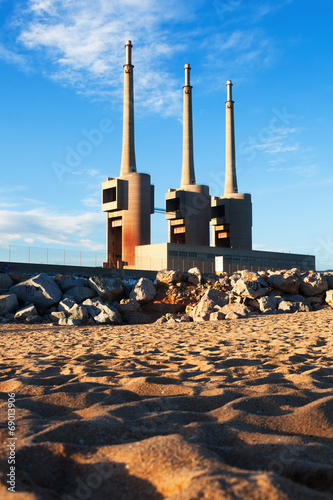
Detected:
[
  {"left": 180, "top": 63, "right": 195, "bottom": 187},
  {"left": 224, "top": 80, "right": 238, "bottom": 194},
  {"left": 120, "top": 40, "right": 137, "bottom": 176}
]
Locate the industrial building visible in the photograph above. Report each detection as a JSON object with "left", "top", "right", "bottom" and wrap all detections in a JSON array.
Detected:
[{"left": 102, "top": 41, "right": 315, "bottom": 273}]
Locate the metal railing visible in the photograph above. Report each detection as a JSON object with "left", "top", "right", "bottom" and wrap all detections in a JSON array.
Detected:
[{"left": 0, "top": 244, "right": 105, "bottom": 267}]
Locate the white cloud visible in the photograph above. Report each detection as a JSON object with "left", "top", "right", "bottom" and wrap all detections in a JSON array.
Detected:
[
  {"left": 81, "top": 196, "right": 100, "bottom": 208},
  {"left": 0, "top": 44, "right": 27, "bottom": 67},
  {"left": 15, "top": 0, "right": 194, "bottom": 116},
  {"left": 267, "top": 164, "right": 319, "bottom": 178},
  {"left": 0, "top": 208, "right": 105, "bottom": 250},
  {"left": 242, "top": 127, "right": 300, "bottom": 156}
]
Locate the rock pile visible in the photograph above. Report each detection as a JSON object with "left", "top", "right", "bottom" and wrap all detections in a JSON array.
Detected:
[{"left": 0, "top": 268, "right": 332, "bottom": 326}]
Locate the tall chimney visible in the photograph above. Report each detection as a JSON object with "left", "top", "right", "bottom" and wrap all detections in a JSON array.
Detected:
[
  {"left": 180, "top": 64, "right": 195, "bottom": 187},
  {"left": 120, "top": 40, "right": 137, "bottom": 176},
  {"left": 224, "top": 80, "right": 238, "bottom": 194}
]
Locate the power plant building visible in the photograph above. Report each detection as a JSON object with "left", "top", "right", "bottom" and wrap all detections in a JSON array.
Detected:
[
  {"left": 103, "top": 42, "right": 315, "bottom": 273},
  {"left": 165, "top": 63, "right": 210, "bottom": 247},
  {"left": 102, "top": 41, "right": 154, "bottom": 269}
]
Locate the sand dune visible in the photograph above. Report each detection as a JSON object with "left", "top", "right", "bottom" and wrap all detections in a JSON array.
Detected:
[{"left": 1, "top": 308, "right": 333, "bottom": 499}]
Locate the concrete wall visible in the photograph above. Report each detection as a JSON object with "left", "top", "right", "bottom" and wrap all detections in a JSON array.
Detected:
[{"left": 134, "top": 242, "right": 316, "bottom": 274}]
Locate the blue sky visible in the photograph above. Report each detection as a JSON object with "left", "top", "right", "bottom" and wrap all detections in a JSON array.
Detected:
[{"left": 0, "top": 0, "right": 332, "bottom": 269}]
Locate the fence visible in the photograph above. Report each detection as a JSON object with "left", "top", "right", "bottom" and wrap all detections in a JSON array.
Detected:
[{"left": 0, "top": 244, "right": 105, "bottom": 268}]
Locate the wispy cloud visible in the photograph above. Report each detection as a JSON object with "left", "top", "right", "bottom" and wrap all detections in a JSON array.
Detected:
[
  {"left": 200, "top": 29, "right": 276, "bottom": 86},
  {"left": 267, "top": 164, "right": 319, "bottom": 178},
  {"left": 242, "top": 127, "right": 300, "bottom": 156},
  {"left": 0, "top": 208, "right": 105, "bottom": 250},
  {"left": 0, "top": 43, "right": 27, "bottom": 67},
  {"left": 251, "top": 0, "right": 294, "bottom": 21},
  {"left": 14, "top": 0, "right": 194, "bottom": 116}
]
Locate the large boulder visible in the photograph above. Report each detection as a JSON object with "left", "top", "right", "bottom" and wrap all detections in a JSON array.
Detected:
[
  {"left": 156, "top": 269, "right": 183, "bottom": 285},
  {"left": 68, "top": 304, "right": 89, "bottom": 322},
  {"left": 202, "top": 288, "right": 229, "bottom": 307},
  {"left": 278, "top": 300, "right": 311, "bottom": 313},
  {"left": 209, "top": 310, "right": 225, "bottom": 321},
  {"left": 221, "top": 303, "right": 252, "bottom": 319},
  {"left": 188, "top": 288, "right": 228, "bottom": 322},
  {"left": 268, "top": 272, "right": 300, "bottom": 295},
  {"left": 10, "top": 273, "right": 62, "bottom": 307},
  {"left": 82, "top": 298, "right": 103, "bottom": 318},
  {"left": 232, "top": 271, "right": 269, "bottom": 299},
  {"left": 0, "top": 273, "right": 13, "bottom": 290},
  {"left": 81, "top": 298, "right": 122, "bottom": 324},
  {"left": 58, "top": 277, "right": 88, "bottom": 292},
  {"left": 300, "top": 273, "right": 328, "bottom": 296},
  {"left": 58, "top": 297, "right": 76, "bottom": 313},
  {"left": 129, "top": 278, "right": 156, "bottom": 304},
  {"left": 0, "top": 294, "right": 19, "bottom": 315},
  {"left": 187, "top": 267, "right": 202, "bottom": 285},
  {"left": 49, "top": 311, "right": 66, "bottom": 322},
  {"left": 285, "top": 294, "right": 312, "bottom": 307},
  {"left": 63, "top": 286, "right": 96, "bottom": 303},
  {"left": 94, "top": 304, "right": 122, "bottom": 325},
  {"left": 326, "top": 290, "right": 333, "bottom": 307},
  {"left": 117, "top": 298, "right": 141, "bottom": 314},
  {"left": 14, "top": 304, "right": 38, "bottom": 320},
  {"left": 89, "top": 276, "right": 124, "bottom": 302},
  {"left": 258, "top": 296, "right": 278, "bottom": 314}
]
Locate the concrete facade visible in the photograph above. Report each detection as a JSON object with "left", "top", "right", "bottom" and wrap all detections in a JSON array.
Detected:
[
  {"left": 135, "top": 243, "right": 315, "bottom": 275},
  {"left": 165, "top": 64, "right": 211, "bottom": 247},
  {"left": 211, "top": 80, "right": 252, "bottom": 250},
  {"left": 102, "top": 41, "right": 154, "bottom": 269}
]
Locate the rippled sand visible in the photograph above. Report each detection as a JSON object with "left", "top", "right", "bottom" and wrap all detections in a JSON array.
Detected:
[{"left": 1, "top": 309, "right": 333, "bottom": 499}]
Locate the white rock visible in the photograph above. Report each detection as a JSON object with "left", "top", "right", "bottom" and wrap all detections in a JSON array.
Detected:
[
  {"left": 82, "top": 298, "right": 103, "bottom": 318},
  {"left": 58, "top": 297, "right": 76, "bottom": 313},
  {"left": 89, "top": 276, "right": 124, "bottom": 302},
  {"left": 278, "top": 300, "right": 310, "bottom": 313},
  {"left": 129, "top": 278, "right": 156, "bottom": 304},
  {"left": 221, "top": 303, "right": 252, "bottom": 318},
  {"left": 268, "top": 273, "right": 300, "bottom": 295},
  {"left": 300, "top": 273, "right": 328, "bottom": 296},
  {"left": 232, "top": 271, "right": 269, "bottom": 299},
  {"left": 10, "top": 273, "right": 62, "bottom": 308},
  {"left": 49, "top": 311, "right": 66, "bottom": 322},
  {"left": 156, "top": 269, "right": 183, "bottom": 284},
  {"left": 94, "top": 304, "right": 122, "bottom": 324},
  {"left": 59, "top": 317, "right": 82, "bottom": 326},
  {"left": 68, "top": 304, "right": 89, "bottom": 322},
  {"left": 209, "top": 311, "right": 225, "bottom": 321},
  {"left": 187, "top": 267, "right": 202, "bottom": 285},
  {"left": 0, "top": 294, "right": 19, "bottom": 316},
  {"left": 258, "top": 296, "right": 278, "bottom": 314},
  {"left": 14, "top": 304, "right": 38, "bottom": 320},
  {"left": 117, "top": 298, "right": 141, "bottom": 314}
]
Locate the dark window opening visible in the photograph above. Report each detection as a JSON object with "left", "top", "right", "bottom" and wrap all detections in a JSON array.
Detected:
[
  {"left": 103, "top": 187, "right": 117, "bottom": 204},
  {"left": 211, "top": 204, "right": 225, "bottom": 218},
  {"left": 166, "top": 197, "right": 180, "bottom": 213}
]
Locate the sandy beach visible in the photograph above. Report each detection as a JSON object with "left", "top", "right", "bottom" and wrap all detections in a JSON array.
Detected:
[{"left": 0, "top": 308, "right": 333, "bottom": 499}]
